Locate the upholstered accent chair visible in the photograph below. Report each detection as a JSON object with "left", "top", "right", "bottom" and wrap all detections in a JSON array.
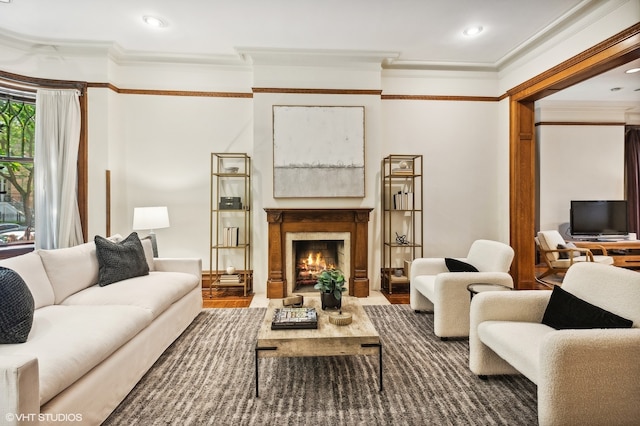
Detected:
[
  {"left": 535, "top": 230, "right": 614, "bottom": 280},
  {"left": 410, "top": 239, "right": 515, "bottom": 339},
  {"left": 469, "top": 262, "right": 640, "bottom": 425}
]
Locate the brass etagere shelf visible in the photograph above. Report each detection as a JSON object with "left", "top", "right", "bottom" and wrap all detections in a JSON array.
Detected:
[
  {"left": 381, "top": 154, "right": 423, "bottom": 294},
  {"left": 209, "top": 153, "right": 252, "bottom": 297}
]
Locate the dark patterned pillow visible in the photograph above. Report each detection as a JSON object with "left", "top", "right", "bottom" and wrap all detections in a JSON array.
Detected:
[
  {"left": 0, "top": 266, "right": 35, "bottom": 344},
  {"left": 445, "top": 258, "right": 479, "bottom": 272},
  {"left": 95, "top": 232, "right": 149, "bottom": 286}
]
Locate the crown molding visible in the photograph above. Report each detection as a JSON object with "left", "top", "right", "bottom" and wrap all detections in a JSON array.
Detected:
[
  {"left": 0, "top": 27, "right": 249, "bottom": 68},
  {"left": 236, "top": 47, "right": 399, "bottom": 68},
  {"left": 0, "top": 0, "right": 627, "bottom": 72}
]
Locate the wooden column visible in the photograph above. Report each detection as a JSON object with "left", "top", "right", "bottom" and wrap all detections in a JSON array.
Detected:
[
  {"left": 266, "top": 210, "right": 285, "bottom": 298},
  {"left": 351, "top": 209, "right": 371, "bottom": 297}
]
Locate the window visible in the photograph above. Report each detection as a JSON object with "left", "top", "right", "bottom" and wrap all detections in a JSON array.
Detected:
[
  {"left": 0, "top": 94, "right": 36, "bottom": 247},
  {"left": 0, "top": 72, "right": 88, "bottom": 257}
]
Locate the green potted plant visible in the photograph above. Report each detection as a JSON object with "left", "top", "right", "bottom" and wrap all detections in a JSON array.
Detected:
[{"left": 314, "top": 268, "right": 347, "bottom": 310}]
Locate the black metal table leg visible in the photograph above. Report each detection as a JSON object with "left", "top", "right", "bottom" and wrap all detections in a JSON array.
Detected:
[
  {"left": 362, "top": 342, "right": 383, "bottom": 391},
  {"left": 255, "top": 346, "right": 277, "bottom": 397}
]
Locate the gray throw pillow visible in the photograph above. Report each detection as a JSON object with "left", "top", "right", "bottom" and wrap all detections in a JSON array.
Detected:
[
  {"left": 0, "top": 266, "right": 35, "bottom": 344},
  {"left": 95, "top": 232, "right": 149, "bottom": 286},
  {"left": 557, "top": 242, "right": 580, "bottom": 259}
]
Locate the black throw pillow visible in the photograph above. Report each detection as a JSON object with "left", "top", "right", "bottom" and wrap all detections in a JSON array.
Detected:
[
  {"left": 95, "top": 232, "right": 150, "bottom": 286},
  {"left": 542, "top": 285, "right": 633, "bottom": 330},
  {"left": 0, "top": 266, "right": 35, "bottom": 344},
  {"left": 445, "top": 258, "right": 479, "bottom": 273}
]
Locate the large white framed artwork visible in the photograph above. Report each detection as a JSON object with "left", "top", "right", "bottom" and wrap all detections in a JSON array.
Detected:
[{"left": 273, "top": 105, "right": 365, "bottom": 198}]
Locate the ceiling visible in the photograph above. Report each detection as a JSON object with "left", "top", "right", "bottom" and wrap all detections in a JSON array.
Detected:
[{"left": 0, "top": 0, "right": 637, "bottom": 103}]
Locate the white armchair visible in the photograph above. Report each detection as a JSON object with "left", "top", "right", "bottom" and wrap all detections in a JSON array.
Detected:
[
  {"left": 410, "top": 239, "right": 515, "bottom": 339},
  {"left": 469, "top": 262, "right": 640, "bottom": 425}
]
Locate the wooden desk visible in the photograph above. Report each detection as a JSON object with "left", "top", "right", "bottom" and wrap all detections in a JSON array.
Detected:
[{"left": 573, "top": 240, "right": 640, "bottom": 269}]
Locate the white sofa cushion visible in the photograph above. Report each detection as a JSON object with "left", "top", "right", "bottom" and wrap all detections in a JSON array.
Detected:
[
  {"left": 38, "top": 242, "right": 101, "bottom": 304},
  {"left": 0, "top": 305, "right": 153, "bottom": 406},
  {"left": 60, "top": 271, "right": 200, "bottom": 319},
  {"left": 140, "top": 236, "right": 156, "bottom": 271},
  {"left": 0, "top": 252, "right": 54, "bottom": 309},
  {"left": 562, "top": 262, "right": 640, "bottom": 326},
  {"left": 411, "top": 274, "right": 436, "bottom": 301},
  {"left": 477, "top": 321, "right": 555, "bottom": 384},
  {"left": 466, "top": 240, "right": 515, "bottom": 272}
]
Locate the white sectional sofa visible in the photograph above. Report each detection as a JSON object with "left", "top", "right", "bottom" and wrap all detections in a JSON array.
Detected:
[
  {"left": 469, "top": 262, "right": 640, "bottom": 426},
  {"left": 0, "top": 235, "right": 202, "bottom": 425}
]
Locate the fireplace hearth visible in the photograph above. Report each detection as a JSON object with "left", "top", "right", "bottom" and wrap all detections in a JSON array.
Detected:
[{"left": 265, "top": 208, "right": 372, "bottom": 298}]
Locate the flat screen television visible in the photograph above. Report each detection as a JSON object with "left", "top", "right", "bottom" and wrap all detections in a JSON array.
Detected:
[{"left": 570, "top": 200, "right": 628, "bottom": 236}]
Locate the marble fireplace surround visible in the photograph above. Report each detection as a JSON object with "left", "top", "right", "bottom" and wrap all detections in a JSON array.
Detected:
[{"left": 264, "top": 208, "right": 373, "bottom": 298}]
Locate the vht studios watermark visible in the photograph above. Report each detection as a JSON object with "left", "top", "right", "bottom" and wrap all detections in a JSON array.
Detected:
[{"left": 5, "top": 412, "right": 83, "bottom": 422}]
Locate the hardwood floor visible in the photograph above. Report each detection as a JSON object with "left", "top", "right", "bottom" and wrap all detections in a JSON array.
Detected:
[
  {"left": 202, "top": 288, "right": 254, "bottom": 308},
  {"left": 381, "top": 286, "right": 410, "bottom": 304},
  {"left": 201, "top": 268, "right": 553, "bottom": 309}
]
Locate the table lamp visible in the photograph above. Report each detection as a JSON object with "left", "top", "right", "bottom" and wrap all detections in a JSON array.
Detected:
[{"left": 132, "top": 206, "right": 170, "bottom": 257}]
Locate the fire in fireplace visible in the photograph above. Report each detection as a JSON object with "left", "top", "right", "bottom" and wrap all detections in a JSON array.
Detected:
[{"left": 293, "top": 240, "right": 343, "bottom": 292}]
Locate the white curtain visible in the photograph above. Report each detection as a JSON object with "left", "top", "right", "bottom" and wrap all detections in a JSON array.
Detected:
[{"left": 34, "top": 89, "right": 84, "bottom": 249}]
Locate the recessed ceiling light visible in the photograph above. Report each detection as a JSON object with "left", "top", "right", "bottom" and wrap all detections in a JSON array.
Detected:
[
  {"left": 462, "top": 26, "right": 483, "bottom": 37},
  {"left": 0, "top": 0, "right": 12, "bottom": 4},
  {"left": 142, "top": 15, "right": 167, "bottom": 28},
  {"left": 625, "top": 67, "right": 640, "bottom": 74}
]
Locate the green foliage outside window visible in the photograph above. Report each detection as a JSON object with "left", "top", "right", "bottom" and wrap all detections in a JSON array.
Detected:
[{"left": 0, "top": 97, "right": 35, "bottom": 245}]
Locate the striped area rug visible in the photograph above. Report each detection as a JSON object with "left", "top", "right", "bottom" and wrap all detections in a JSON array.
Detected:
[{"left": 104, "top": 305, "right": 537, "bottom": 425}]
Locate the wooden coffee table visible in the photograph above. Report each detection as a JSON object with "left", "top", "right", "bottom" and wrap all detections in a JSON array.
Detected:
[{"left": 255, "top": 296, "right": 382, "bottom": 397}]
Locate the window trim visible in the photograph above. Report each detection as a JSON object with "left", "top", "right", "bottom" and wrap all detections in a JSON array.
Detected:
[{"left": 0, "top": 70, "right": 88, "bottom": 248}]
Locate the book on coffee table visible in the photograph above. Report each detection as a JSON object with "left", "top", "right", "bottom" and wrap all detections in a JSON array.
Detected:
[{"left": 271, "top": 307, "right": 318, "bottom": 330}]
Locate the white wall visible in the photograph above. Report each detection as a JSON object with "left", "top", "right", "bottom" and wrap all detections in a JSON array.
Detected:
[
  {"left": 536, "top": 104, "right": 626, "bottom": 233},
  {"left": 380, "top": 99, "right": 501, "bottom": 256}
]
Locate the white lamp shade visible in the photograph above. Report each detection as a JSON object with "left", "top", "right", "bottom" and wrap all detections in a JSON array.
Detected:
[{"left": 133, "top": 206, "right": 170, "bottom": 230}]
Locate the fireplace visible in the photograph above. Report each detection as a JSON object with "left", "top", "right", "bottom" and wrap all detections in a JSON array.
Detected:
[
  {"left": 288, "top": 233, "right": 350, "bottom": 294},
  {"left": 265, "top": 208, "right": 372, "bottom": 298}
]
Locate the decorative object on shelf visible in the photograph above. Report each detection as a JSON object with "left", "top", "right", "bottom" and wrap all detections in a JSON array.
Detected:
[
  {"left": 219, "top": 274, "right": 240, "bottom": 284},
  {"left": 224, "top": 166, "right": 239, "bottom": 173},
  {"left": 314, "top": 268, "right": 347, "bottom": 310},
  {"left": 394, "top": 268, "right": 404, "bottom": 277},
  {"left": 222, "top": 227, "right": 239, "bottom": 246},
  {"left": 219, "top": 196, "right": 242, "bottom": 210},
  {"left": 132, "top": 206, "right": 170, "bottom": 257},
  {"left": 395, "top": 232, "right": 409, "bottom": 245},
  {"left": 329, "top": 310, "right": 353, "bottom": 326},
  {"left": 226, "top": 266, "right": 236, "bottom": 274},
  {"left": 391, "top": 159, "right": 413, "bottom": 175}
]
